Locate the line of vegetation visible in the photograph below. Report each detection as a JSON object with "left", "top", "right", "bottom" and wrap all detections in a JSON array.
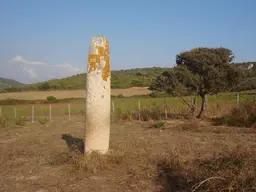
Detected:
[
  {"left": 0, "top": 67, "right": 171, "bottom": 92},
  {"left": 0, "top": 92, "right": 170, "bottom": 105},
  {"left": 0, "top": 97, "right": 83, "bottom": 105},
  {"left": 1, "top": 91, "right": 255, "bottom": 106},
  {"left": 1, "top": 61, "right": 256, "bottom": 93}
]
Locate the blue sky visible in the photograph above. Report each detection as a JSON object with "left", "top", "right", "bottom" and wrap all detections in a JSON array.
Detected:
[{"left": 0, "top": 0, "right": 255, "bottom": 84}]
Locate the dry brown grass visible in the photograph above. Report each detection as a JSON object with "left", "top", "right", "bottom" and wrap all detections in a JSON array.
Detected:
[
  {"left": 213, "top": 100, "right": 256, "bottom": 129},
  {"left": 155, "top": 146, "right": 256, "bottom": 192},
  {"left": 175, "top": 120, "right": 202, "bottom": 132},
  {"left": 0, "top": 87, "right": 151, "bottom": 100},
  {"left": 50, "top": 150, "right": 128, "bottom": 174},
  {"left": 0, "top": 116, "right": 255, "bottom": 192}
]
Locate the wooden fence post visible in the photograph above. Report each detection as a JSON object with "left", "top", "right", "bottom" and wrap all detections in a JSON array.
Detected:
[
  {"left": 0, "top": 106, "right": 1, "bottom": 117},
  {"left": 49, "top": 104, "right": 52, "bottom": 122},
  {"left": 195, "top": 95, "right": 198, "bottom": 114},
  {"left": 14, "top": 107, "right": 17, "bottom": 119},
  {"left": 164, "top": 97, "right": 167, "bottom": 119},
  {"left": 205, "top": 94, "right": 208, "bottom": 110},
  {"left": 32, "top": 105, "right": 34, "bottom": 123},
  {"left": 68, "top": 104, "right": 71, "bottom": 121},
  {"left": 236, "top": 92, "right": 240, "bottom": 106},
  {"left": 138, "top": 100, "right": 141, "bottom": 121}
]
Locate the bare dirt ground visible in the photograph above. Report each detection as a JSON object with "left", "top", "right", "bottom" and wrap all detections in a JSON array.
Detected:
[
  {"left": 0, "top": 116, "right": 255, "bottom": 192},
  {"left": 0, "top": 87, "right": 151, "bottom": 100}
]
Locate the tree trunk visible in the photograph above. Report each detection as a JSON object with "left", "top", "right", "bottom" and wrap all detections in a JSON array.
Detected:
[
  {"left": 191, "top": 94, "right": 197, "bottom": 118},
  {"left": 197, "top": 93, "right": 205, "bottom": 119}
]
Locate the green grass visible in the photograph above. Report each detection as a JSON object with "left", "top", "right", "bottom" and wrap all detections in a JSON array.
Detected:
[
  {"left": 0, "top": 92, "right": 255, "bottom": 123},
  {"left": 0, "top": 104, "right": 84, "bottom": 121}
]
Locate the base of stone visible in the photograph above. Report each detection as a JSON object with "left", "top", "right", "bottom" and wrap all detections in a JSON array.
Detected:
[{"left": 84, "top": 148, "right": 112, "bottom": 155}]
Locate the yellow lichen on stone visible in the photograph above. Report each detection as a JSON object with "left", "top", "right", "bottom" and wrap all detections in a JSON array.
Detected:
[
  {"left": 101, "top": 38, "right": 110, "bottom": 81},
  {"left": 97, "top": 46, "right": 104, "bottom": 58},
  {"left": 88, "top": 54, "right": 99, "bottom": 73},
  {"left": 88, "top": 37, "right": 110, "bottom": 81}
]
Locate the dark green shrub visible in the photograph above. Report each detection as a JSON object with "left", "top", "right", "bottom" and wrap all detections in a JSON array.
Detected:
[
  {"left": 148, "top": 92, "right": 170, "bottom": 98},
  {"left": 154, "top": 121, "right": 166, "bottom": 128},
  {"left": 149, "top": 92, "right": 157, "bottom": 98},
  {"left": 117, "top": 94, "right": 124, "bottom": 98},
  {"left": 47, "top": 96, "right": 57, "bottom": 102}
]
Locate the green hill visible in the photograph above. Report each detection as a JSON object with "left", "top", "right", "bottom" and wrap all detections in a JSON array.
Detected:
[
  {"left": 0, "top": 78, "right": 25, "bottom": 90},
  {"left": 3, "top": 67, "right": 172, "bottom": 92},
  {"left": 1, "top": 63, "right": 256, "bottom": 93}
]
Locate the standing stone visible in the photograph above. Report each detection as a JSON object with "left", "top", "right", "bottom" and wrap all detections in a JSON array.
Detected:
[{"left": 85, "top": 36, "right": 111, "bottom": 154}]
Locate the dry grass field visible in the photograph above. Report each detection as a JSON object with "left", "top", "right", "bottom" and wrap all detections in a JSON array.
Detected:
[
  {"left": 0, "top": 116, "right": 255, "bottom": 192},
  {"left": 0, "top": 89, "right": 256, "bottom": 191},
  {"left": 0, "top": 87, "right": 152, "bottom": 100}
]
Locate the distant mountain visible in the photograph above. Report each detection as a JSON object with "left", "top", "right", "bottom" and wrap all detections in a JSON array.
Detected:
[{"left": 0, "top": 77, "right": 25, "bottom": 89}]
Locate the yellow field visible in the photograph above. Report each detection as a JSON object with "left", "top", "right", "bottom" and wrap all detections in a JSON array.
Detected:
[{"left": 0, "top": 87, "right": 152, "bottom": 100}]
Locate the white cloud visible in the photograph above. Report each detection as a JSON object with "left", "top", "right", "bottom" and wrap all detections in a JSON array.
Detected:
[
  {"left": 10, "top": 56, "right": 46, "bottom": 66},
  {"left": 23, "top": 67, "right": 38, "bottom": 79},
  {"left": 8, "top": 55, "right": 84, "bottom": 83}
]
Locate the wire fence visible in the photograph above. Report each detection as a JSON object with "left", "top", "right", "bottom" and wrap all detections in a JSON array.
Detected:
[{"left": 0, "top": 92, "right": 255, "bottom": 124}]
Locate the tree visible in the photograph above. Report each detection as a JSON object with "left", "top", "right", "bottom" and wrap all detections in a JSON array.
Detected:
[
  {"left": 150, "top": 47, "right": 244, "bottom": 119},
  {"left": 38, "top": 82, "right": 50, "bottom": 91},
  {"left": 149, "top": 66, "right": 199, "bottom": 117}
]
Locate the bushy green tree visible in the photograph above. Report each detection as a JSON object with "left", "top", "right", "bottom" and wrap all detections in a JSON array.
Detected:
[{"left": 150, "top": 47, "right": 244, "bottom": 119}]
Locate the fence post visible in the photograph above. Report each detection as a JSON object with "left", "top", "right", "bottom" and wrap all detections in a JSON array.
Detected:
[
  {"left": 14, "top": 107, "right": 17, "bottom": 119},
  {"left": 236, "top": 92, "right": 240, "bottom": 106},
  {"left": 195, "top": 95, "right": 198, "bottom": 114},
  {"left": 112, "top": 101, "right": 115, "bottom": 113},
  {"left": 164, "top": 97, "right": 167, "bottom": 119},
  {"left": 205, "top": 94, "right": 208, "bottom": 110},
  {"left": 32, "top": 105, "right": 34, "bottom": 123},
  {"left": 49, "top": 104, "right": 52, "bottom": 122},
  {"left": 68, "top": 103, "right": 71, "bottom": 121},
  {"left": 0, "top": 106, "right": 1, "bottom": 117},
  {"left": 138, "top": 100, "right": 141, "bottom": 121}
]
